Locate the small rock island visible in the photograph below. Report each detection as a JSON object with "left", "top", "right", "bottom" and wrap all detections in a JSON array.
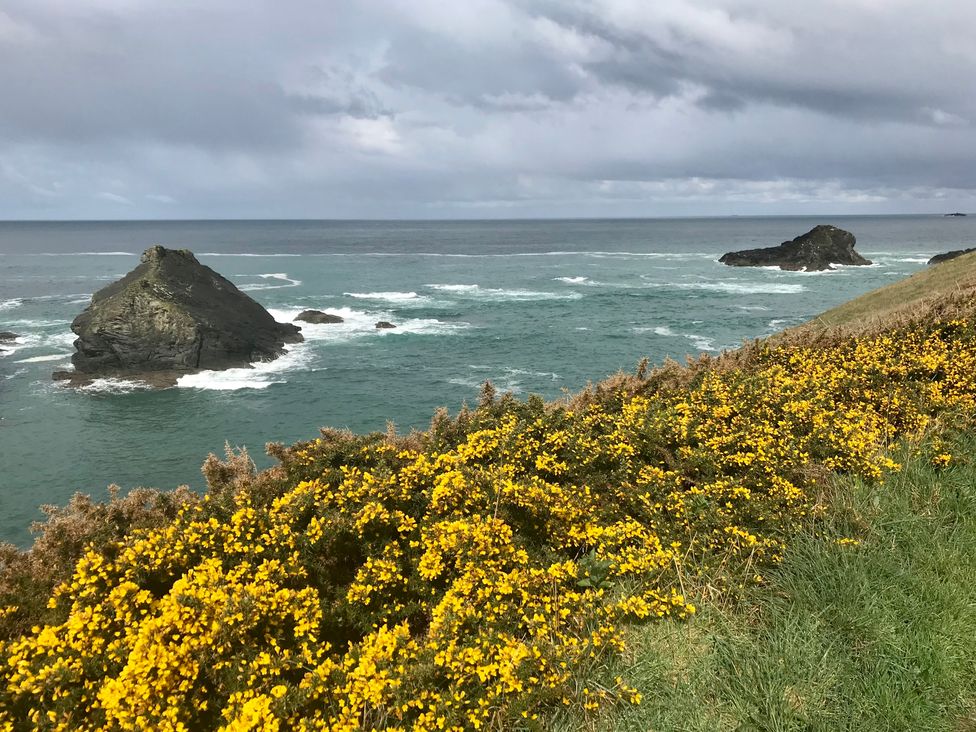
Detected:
[
  {"left": 928, "top": 248, "right": 976, "bottom": 265},
  {"left": 720, "top": 225, "right": 871, "bottom": 272},
  {"left": 55, "top": 246, "right": 303, "bottom": 387},
  {"left": 295, "top": 309, "right": 344, "bottom": 324}
]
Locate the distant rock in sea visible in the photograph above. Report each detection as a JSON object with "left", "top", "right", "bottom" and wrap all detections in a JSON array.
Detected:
[
  {"left": 944, "top": 212, "right": 967, "bottom": 217},
  {"left": 375, "top": 321, "right": 396, "bottom": 329},
  {"left": 55, "top": 245, "right": 302, "bottom": 386},
  {"left": 295, "top": 309, "right": 344, "bottom": 324},
  {"left": 0, "top": 331, "right": 17, "bottom": 354},
  {"left": 928, "top": 248, "right": 976, "bottom": 265},
  {"left": 719, "top": 225, "right": 870, "bottom": 272}
]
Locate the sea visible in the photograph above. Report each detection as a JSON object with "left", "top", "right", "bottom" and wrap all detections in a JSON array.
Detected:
[{"left": 2, "top": 216, "right": 974, "bottom": 546}]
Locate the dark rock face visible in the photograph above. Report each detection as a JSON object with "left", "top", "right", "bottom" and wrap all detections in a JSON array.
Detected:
[
  {"left": 0, "top": 332, "right": 18, "bottom": 342},
  {"left": 65, "top": 246, "right": 302, "bottom": 379},
  {"left": 375, "top": 321, "right": 396, "bottom": 329},
  {"left": 928, "top": 248, "right": 976, "bottom": 265},
  {"left": 295, "top": 309, "right": 344, "bottom": 324},
  {"left": 719, "top": 225, "right": 871, "bottom": 272}
]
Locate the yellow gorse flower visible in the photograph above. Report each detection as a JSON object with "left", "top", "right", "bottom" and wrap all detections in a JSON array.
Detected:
[{"left": 3, "top": 319, "right": 974, "bottom": 729}]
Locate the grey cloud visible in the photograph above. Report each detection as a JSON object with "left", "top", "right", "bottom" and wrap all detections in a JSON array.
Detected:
[
  {"left": 523, "top": 1, "right": 975, "bottom": 126},
  {"left": 0, "top": 0, "right": 975, "bottom": 219},
  {"left": 376, "top": 28, "right": 586, "bottom": 110}
]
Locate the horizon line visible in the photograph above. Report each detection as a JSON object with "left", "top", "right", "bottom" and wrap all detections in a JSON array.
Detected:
[{"left": 0, "top": 212, "right": 966, "bottom": 224}]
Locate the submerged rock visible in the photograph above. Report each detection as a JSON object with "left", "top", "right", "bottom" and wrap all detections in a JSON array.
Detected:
[
  {"left": 375, "top": 321, "right": 396, "bottom": 329},
  {"left": 720, "top": 225, "right": 871, "bottom": 272},
  {"left": 0, "top": 332, "right": 18, "bottom": 354},
  {"left": 295, "top": 309, "right": 344, "bottom": 324},
  {"left": 928, "top": 248, "right": 976, "bottom": 265},
  {"left": 57, "top": 246, "right": 302, "bottom": 385}
]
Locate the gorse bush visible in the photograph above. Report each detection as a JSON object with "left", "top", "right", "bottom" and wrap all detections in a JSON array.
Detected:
[{"left": 3, "top": 320, "right": 976, "bottom": 731}]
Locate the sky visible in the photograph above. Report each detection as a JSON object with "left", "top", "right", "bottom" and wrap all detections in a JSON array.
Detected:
[{"left": 0, "top": 0, "right": 974, "bottom": 219}]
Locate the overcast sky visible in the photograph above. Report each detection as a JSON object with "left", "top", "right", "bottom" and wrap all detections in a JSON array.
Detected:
[{"left": 0, "top": 0, "right": 974, "bottom": 219}]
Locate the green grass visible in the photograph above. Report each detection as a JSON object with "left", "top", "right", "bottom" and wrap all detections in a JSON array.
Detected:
[
  {"left": 561, "top": 431, "right": 976, "bottom": 732},
  {"left": 785, "top": 250, "right": 976, "bottom": 336}
]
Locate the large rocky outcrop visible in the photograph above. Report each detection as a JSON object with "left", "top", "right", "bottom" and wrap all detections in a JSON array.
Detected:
[
  {"left": 57, "top": 246, "right": 302, "bottom": 384},
  {"left": 720, "top": 225, "right": 871, "bottom": 272},
  {"left": 928, "top": 248, "right": 976, "bottom": 266}
]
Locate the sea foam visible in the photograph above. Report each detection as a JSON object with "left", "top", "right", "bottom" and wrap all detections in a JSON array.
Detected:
[
  {"left": 659, "top": 282, "right": 807, "bottom": 295},
  {"left": 237, "top": 273, "right": 302, "bottom": 291},
  {"left": 14, "top": 354, "right": 73, "bottom": 364},
  {"left": 344, "top": 291, "right": 431, "bottom": 304},
  {"left": 425, "top": 284, "right": 582, "bottom": 301}
]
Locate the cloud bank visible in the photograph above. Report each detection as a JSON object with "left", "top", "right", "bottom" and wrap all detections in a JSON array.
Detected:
[{"left": 0, "top": 0, "right": 974, "bottom": 218}]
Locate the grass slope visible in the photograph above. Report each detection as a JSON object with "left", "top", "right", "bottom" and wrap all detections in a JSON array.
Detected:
[
  {"left": 592, "top": 433, "right": 976, "bottom": 732},
  {"left": 789, "top": 250, "right": 976, "bottom": 335}
]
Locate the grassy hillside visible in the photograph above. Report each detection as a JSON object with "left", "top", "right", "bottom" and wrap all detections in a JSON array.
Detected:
[
  {"left": 789, "top": 251, "right": 976, "bottom": 335},
  {"left": 564, "top": 431, "right": 976, "bottom": 731},
  {"left": 2, "top": 262, "right": 976, "bottom": 730}
]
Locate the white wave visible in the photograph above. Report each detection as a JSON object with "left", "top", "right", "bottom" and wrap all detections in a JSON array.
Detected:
[
  {"left": 27, "top": 292, "right": 92, "bottom": 303},
  {"left": 426, "top": 284, "right": 480, "bottom": 293},
  {"left": 387, "top": 318, "right": 471, "bottom": 336},
  {"left": 449, "top": 376, "right": 486, "bottom": 389},
  {"left": 345, "top": 291, "right": 431, "bottom": 304},
  {"left": 78, "top": 378, "right": 154, "bottom": 394},
  {"left": 270, "top": 306, "right": 375, "bottom": 336},
  {"left": 580, "top": 251, "right": 713, "bottom": 260},
  {"left": 274, "top": 306, "right": 469, "bottom": 342},
  {"left": 14, "top": 353, "right": 72, "bottom": 363},
  {"left": 425, "top": 284, "right": 582, "bottom": 301},
  {"left": 199, "top": 252, "right": 301, "bottom": 257},
  {"left": 46, "top": 332, "right": 78, "bottom": 348},
  {"left": 3, "top": 319, "right": 72, "bottom": 328},
  {"left": 862, "top": 251, "right": 937, "bottom": 258},
  {"left": 238, "top": 273, "right": 302, "bottom": 291},
  {"left": 1, "top": 331, "right": 75, "bottom": 358},
  {"left": 36, "top": 251, "right": 134, "bottom": 256},
  {"left": 553, "top": 276, "right": 590, "bottom": 284},
  {"left": 637, "top": 325, "right": 717, "bottom": 352},
  {"left": 0, "top": 298, "right": 23, "bottom": 312},
  {"left": 504, "top": 367, "right": 560, "bottom": 380},
  {"left": 889, "top": 257, "right": 931, "bottom": 264},
  {"left": 656, "top": 282, "right": 806, "bottom": 294},
  {"left": 4, "top": 368, "right": 28, "bottom": 380},
  {"left": 450, "top": 366, "right": 558, "bottom": 394},
  {"left": 687, "top": 335, "right": 716, "bottom": 352},
  {"left": 178, "top": 344, "right": 311, "bottom": 391},
  {"left": 737, "top": 305, "right": 770, "bottom": 311},
  {"left": 68, "top": 297, "right": 92, "bottom": 305},
  {"left": 832, "top": 261, "right": 884, "bottom": 269},
  {"left": 177, "top": 304, "right": 469, "bottom": 392}
]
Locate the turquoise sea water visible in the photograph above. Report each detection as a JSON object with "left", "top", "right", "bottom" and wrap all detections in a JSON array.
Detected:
[{"left": 2, "top": 216, "right": 974, "bottom": 546}]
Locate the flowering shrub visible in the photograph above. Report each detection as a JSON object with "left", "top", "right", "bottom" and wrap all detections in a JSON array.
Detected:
[{"left": 3, "top": 320, "right": 976, "bottom": 730}]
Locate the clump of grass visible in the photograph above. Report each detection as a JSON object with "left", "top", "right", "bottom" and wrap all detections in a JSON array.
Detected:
[{"left": 580, "top": 430, "right": 976, "bottom": 732}]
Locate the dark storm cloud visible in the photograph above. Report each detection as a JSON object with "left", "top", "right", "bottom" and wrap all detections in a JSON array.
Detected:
[
  {"left": 0, "top": 0, "right": 974, "bottom": 219},
  {"left": 520, "top": 0, "right": 975, "bottom": 125}
]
